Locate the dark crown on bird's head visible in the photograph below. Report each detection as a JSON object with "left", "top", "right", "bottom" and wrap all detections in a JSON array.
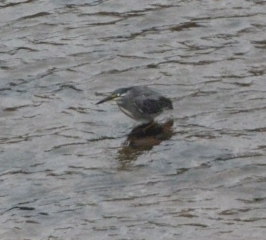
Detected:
[
  {"left": 113, "top": 87, "right": 132, "bottom": 97},
  {"left": 96, "top": 87, "right": 133, "bottom": 105}
]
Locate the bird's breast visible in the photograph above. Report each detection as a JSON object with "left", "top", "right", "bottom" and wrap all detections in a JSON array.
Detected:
[{"left": 118, "top": 105, "right": 137, "bottom": 120}]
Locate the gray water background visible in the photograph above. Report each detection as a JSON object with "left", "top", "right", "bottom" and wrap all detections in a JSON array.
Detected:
[{"left": 1, "top": 0, "right": 266, "bottom": 239}]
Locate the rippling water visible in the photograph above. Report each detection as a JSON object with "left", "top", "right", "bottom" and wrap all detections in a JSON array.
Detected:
[{"left": 1, "top": 0, "right": 266, "bottom": 239}]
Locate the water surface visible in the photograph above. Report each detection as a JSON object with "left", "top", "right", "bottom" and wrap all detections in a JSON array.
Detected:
[{"left": 1, "top": 0, "right": 266, "bottom": 239}]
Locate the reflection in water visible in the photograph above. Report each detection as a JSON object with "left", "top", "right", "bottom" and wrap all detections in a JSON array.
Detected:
[
  {"left": 117, "top": 119, "right": 174, "bottom": 169},
  {"left": 2, "top": 0, "right": 266, "bottom": 239}
]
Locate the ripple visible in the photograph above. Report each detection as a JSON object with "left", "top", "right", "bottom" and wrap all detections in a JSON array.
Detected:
[{"left": 1, "top": 0, "right": 266, "bottom": 240}]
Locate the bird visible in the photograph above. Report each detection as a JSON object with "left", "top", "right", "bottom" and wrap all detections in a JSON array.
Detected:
[{"left": 96, "top": 86, "right": 173, "bottom": 124}]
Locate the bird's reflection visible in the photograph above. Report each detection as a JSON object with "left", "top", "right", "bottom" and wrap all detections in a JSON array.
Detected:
[{"left": 117, "top": 119, "right": 174, "bottom": 170}]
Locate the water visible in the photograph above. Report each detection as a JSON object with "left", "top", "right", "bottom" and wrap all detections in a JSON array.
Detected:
[{"left": 1, "top": 0, "right": 266, "bottom": 239}]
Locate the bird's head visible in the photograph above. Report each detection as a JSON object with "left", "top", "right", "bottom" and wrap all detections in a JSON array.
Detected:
[{"left": 96, "top": 87, "right": 131, "bottom": 105}]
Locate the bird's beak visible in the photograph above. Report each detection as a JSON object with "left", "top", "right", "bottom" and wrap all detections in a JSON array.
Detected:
[{"left": 96, "top": 94, "right": 117, "bottom": 105}]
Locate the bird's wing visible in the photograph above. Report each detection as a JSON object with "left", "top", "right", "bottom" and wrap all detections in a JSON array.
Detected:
[{"left": 133, "top": 96, "right": 162, "bottom": 115}]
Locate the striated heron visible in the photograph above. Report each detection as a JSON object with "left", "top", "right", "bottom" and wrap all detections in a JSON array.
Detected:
[{"left": 96, "top": 86, "right": 173, "bottom": 123}]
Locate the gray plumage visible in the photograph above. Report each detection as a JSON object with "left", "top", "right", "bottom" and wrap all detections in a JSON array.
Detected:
[{"left": 96, "top": 86, "right": 173, "bottom": 123}]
